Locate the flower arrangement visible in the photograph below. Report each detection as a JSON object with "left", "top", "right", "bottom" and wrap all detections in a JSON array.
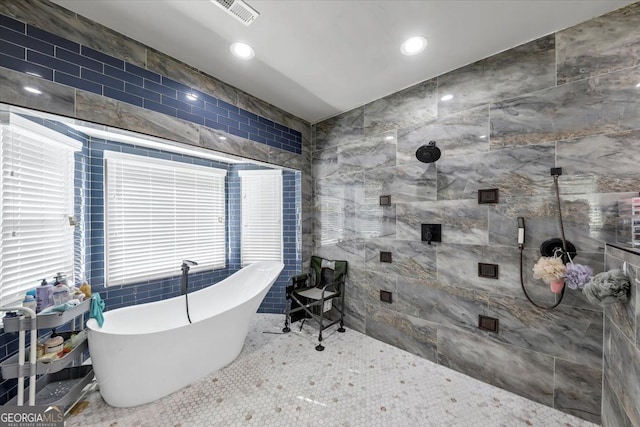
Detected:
[{"left": 532, "top": 256, "right": 566, "bottom": 293}]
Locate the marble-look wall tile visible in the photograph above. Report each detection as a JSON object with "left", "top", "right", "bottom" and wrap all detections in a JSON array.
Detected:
[
  {"left": 605, "top": 254, "right": 637, "bottom": 343},
  {"left": 338, "top": 130, "right": 396, "bottom": 173},
  {"left": 365, "top": 239, "right": 437, "bottom": 282},
  {"left": 338, "top": 264, "right": 368, "bottom": 303},
  {"left": 0, "top": 0, "right": 146, "bottom": 67},
  {"left": 300, "top": 165, "right": 313, "bottom": 204},
  {"left": 357, "top": 204, "right": 396, "bottom": 239},
  {"left": 0, "top": 68, "right": 74, "bottom": 117},
  {"left": 436, "top": 143, "right": 555, "bottom": 200},
  {"left": 199, "top": 125, "right": 269, "bottom": 161},
  {"left": 145, "top": 49, "right": 238, "bottom": 106},
  {"left": 75, "top": 91, "right": 199, "bottom": 146},
  {"left": 602, "top": 375, "right": 635, "bottom": 427},
  {"left": 365, "top": 304, "right": 438, "bottom": 362},
  {"left": 437, "top": 325, "right": 555, "bottom": 406},
  {"left": 396, "top": 200, "right": 488, "bottom": 245},
  {"left": 344, "top": 269, "right": 383, "bottom": 306},
  {"left": 607, "top": 244, "right": 640, "bottom": 266},
  {"left": 557, "top": 2, "right": 640, "bottom": 84},
  {"left": 436, "top": 244, "right": 554, "bottom": 304},
  {"left": 398, "top": 278, "right": 485, "bottom": 333},
  {"left": 314, "top": 238, "right": 365, "bottom": 268},
  {"left": 491, "top": 66, "right": 640, "bottom": 148},
  {"left": 554, "top": 358, "right": 602, "bottom": 424},
  {"left": 397, "top": 106, "right": 489, "bottom": 165},
  {"left": 314, "top": 107, "right": 363, "bottom": 151},
  {"left": 342, "top": 296, "right": 365, "bottom": 333},
  {"left": 603, "top": 317, "right": 640, "bottom": 425},
  {"left": 315, "top": 174, "right": 364, "bottom": 242},
  {"left": 312, "top": 146, "right": 339, "bottom": 179},
  {"left": 364, "top": 163, "right": 437, "bottom": 204},
  {"left": 484, "top": 294, "right": 603, "bottom": 368},
  {"left": 488, "top": 193, "right": 635, "bottom": 254},
  {"left": 237, "top": 89, "right": 310, "bottom": 137},
  {"left": 358, "top": 271, "right": 419, "bottom": 318},
  {"left": 268, "top": 146, "right": 304, "bottom": 172},
  {"left": 557, "top": 130, "right": 640, "bottom": 194},
  {"left": 437, "top": 35, "right": 555, "bottom": 117},
  {"left": 363, "top": 79, "right": 437, "bottom": 137}
]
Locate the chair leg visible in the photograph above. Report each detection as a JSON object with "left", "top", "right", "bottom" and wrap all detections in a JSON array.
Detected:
[
  {"left": 315, "top": 332, "right": 324, "bottom": 351},
  {"left": 282, "top": 300, "right": 290, "bottom": 333},
  {"left": 316, "top": 300, "right": 325, "bottom": 349}
]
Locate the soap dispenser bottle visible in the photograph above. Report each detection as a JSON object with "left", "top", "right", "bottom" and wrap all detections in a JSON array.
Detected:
[{"left": 36, "top": 279, "right": 53, "bottom": 312}]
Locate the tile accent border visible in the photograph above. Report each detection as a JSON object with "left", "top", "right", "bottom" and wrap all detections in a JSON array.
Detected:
[{"left": 0, "top": 13, "right": 302, "bottom": 154}]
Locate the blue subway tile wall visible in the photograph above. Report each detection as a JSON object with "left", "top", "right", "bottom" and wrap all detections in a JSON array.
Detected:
[
  {"left": 0, "top": 13, "right": 302, "bottom": 154},
  {"left": 0, "top": 112, "right": 301, "bottom": 404},
  {"left": 226, "top": 166, "right": 301, "bottom": 314}
]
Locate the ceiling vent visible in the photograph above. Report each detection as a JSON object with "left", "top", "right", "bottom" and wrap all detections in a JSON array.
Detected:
[{"left": 211, "top": 0, "right": 259, "bottom": 26}]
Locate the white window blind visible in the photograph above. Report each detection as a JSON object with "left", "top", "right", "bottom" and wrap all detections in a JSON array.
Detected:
[
  {"left": 0, "top": 114, "right": 81, "bottom": 307},
  {"left": 104, "top": 152, "right": 227, "bottom": 286},
  {"left": 239, "top": 169, "right": 282, "bottom": 266}
]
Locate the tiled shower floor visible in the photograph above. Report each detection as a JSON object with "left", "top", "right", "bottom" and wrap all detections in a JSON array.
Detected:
[{"left": 67, "top": 314, "right": 595, "bottom": 427}]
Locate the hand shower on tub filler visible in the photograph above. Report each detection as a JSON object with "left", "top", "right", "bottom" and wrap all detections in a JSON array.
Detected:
[{"left": 181, "top": 260, "right": 198, "bottom": 324}]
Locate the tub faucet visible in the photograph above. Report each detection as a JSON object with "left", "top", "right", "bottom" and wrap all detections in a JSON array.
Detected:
[{"left": 181, "top": 260, "right": 198, "bottom": 295}]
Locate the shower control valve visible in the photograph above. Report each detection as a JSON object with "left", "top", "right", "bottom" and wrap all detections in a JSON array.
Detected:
[{"left": 421, "top": 224, "right": 441, "bottom": 245}]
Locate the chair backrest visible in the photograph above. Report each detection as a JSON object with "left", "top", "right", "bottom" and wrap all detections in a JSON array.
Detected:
[{"left": 310, "top": 256, "right": 348, "bottom": 290}]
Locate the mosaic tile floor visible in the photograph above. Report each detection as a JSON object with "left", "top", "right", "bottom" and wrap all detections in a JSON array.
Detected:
[{"left": 67, "top": 314, "right": 596, "bottom": 427}]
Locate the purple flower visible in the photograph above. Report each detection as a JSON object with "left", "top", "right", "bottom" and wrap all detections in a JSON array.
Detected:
[{"left": 564, "top": 263, "right": 593, "bottom": 290}]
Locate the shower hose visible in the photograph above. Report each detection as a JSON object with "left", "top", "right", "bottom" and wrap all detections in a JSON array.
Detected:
[{"left": 519, "top": 174, "right": 568, "bottom": 310}]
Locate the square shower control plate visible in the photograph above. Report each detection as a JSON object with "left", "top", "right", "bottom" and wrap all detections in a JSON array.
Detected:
[{"left": 421, "top": 224, "right": 442, "bottom": 243}]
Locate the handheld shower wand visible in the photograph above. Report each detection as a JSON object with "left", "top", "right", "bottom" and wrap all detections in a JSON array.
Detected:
[
  {"left": 181, "top": 260, "right": 198, "bottom": 324},
  {"left": 517, "top": 217, "right": 525, "bottom": 249}
]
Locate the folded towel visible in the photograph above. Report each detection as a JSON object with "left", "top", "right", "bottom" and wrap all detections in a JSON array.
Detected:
[
  {"left": 90, "top": 293, "right": 105, "bottom": 327},
  {"left": 50, "top": 300, "right": 80, "bottom": 312},
  {"left": 38, "top": 299, "right": 80, "bottom": 315},
  {"left": 321, "top": 259, "right": 335, "bottom": 270}
]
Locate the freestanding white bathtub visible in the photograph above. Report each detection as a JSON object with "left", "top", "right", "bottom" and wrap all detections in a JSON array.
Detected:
[{"left": 86, "top": 261, "right": 284, "bottom": 407}]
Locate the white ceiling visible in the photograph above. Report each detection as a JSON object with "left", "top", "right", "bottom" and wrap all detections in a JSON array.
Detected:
[{"left": 53, "top": 0, "right": 634, "bottom": 124}]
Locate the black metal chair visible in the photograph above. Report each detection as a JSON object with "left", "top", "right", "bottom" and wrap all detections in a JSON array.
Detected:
[{"left": 282, "top": 256, "right": 348, "bottom": 351}]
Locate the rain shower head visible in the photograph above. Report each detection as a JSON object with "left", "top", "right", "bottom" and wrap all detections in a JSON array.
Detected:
[{"left": 416, "top": 141, "right": 441, "bottom": 163}]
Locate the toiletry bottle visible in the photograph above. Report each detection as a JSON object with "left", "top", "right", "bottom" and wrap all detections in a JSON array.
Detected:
[
  {"left": 22, "top": 294, "right": 36, "bottom": 312},
  {"left": 36, "top": 279, "right": 54, "bottom": 312},
  {"left": 52, "top": 283, "right": 70, "bottom": 306}
]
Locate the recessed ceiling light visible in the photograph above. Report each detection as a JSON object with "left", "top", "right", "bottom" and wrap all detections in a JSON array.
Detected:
[
  {"left": 479, "top": 135, "right": 487, "bottom": 139},
  {"left": 219, "top": 136, "right": 227, "bottom": 140},
  {"left": 24, "top": 86, "right": 42, "bottom": 94},
  {"left": 230, "top": 42, "right": 255, "bottom": 59},
  {"left": 400, "top": 36, "right": 428, "bottom": 56},
  {"left": 384, "top": 135, "right": 395, "bottom": 141},
  {"left": 636, "top": 82, "right": 640, "bottom": 88},
  {"left": 440, "top": 94, "right": 454, "bottom": 101},
  {"left": 186, "top": 93, "right": 198, "bottom": 101}
]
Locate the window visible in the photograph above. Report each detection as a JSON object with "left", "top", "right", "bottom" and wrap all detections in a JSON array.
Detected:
[
  {"left": 0, "top": 114, "right": 81, "bottom": 307},
  {"left": 104, "top": 152, "right": 226, "bottom": 286},
  {"left": 239, "top": 169, "right": 282, "bottom": 266}
]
